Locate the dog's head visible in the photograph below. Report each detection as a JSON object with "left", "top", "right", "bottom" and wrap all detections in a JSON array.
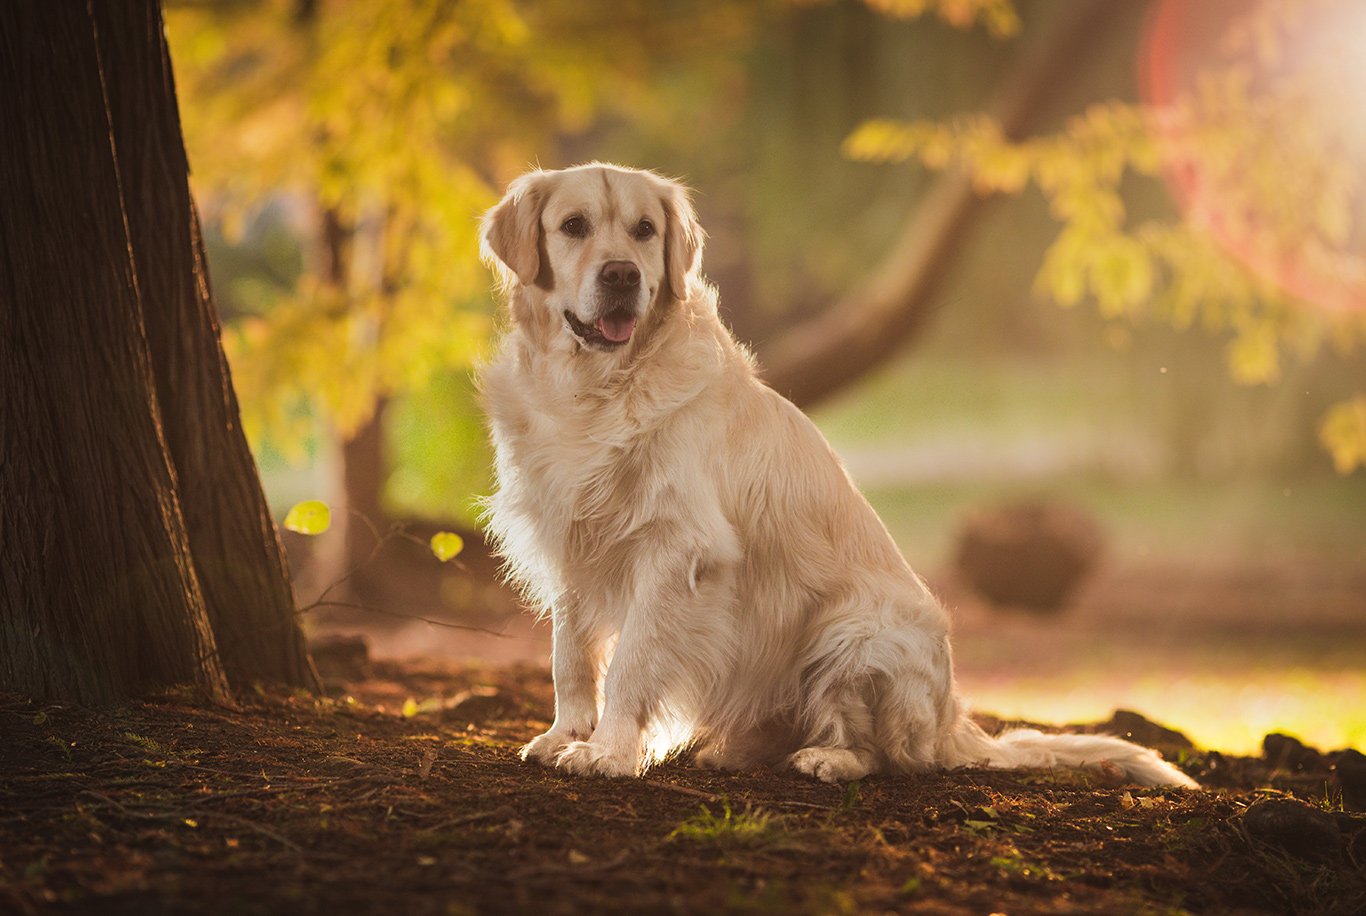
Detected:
[{"left": 480, "top": 163, "right": 704, "bottom": 352}]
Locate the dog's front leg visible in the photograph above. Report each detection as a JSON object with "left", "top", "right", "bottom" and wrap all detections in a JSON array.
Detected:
[
  {"left": 551, "top": 627, "right": 650, "bottom": 777},
  {"left": 555, "top": 555, "right": 735, "bottom": 778},
  {"left": 521, "top": 610, "right": 601, "bottom": 765}
]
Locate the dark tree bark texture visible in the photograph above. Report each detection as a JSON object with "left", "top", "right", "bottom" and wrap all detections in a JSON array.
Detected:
[
  {"left": 97, "top": 2, "right": 315, "bottom": 689},
  {"left": 0, "top": 1, "right": 316, "bottom": 702}
]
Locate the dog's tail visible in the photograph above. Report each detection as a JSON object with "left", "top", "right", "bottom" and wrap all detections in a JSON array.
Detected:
[{"left": 936, "top": 714, "right": 1198, "bottom": 788}]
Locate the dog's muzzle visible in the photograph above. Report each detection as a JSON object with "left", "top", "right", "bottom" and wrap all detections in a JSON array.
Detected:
[
  {"left": 564, "top": 307, "right": 638, "bottom": 349},
  {"left": 565, "top": 260, "right": 643, "bottom": 349}
]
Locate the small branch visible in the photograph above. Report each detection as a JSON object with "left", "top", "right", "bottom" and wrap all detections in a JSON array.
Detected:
[
  {"left": 195, "top": 811, "right": 305, "bottom": 853},
  {"left": 299, "top": 509, "right": 394, "bottom": 612},
  {"left": 81, "top": 790, "right": 303, "bottom": 852},
  {"left": 758, "top": 0, "right": 1122, "bottom": 408},
  {"left": 763, "top": 798, "right": 834, "bottom": 810},
  {"left": 639, "top": 778, "right": 721, "bottom": 802},
  {"left": 419, "top": 805, "right": 517, "bottom": 833},
  {"left": 506, "top": 849, "right": 630, "bottom": 880},
  {"left": 304, "top": 599, "right": 539, "bottom": 640}
]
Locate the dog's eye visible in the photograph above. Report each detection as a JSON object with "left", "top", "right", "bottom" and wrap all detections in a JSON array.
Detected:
[
  {"left": 632, "top": 219, "right": 656, "bottom": 241},
  {"left": 561, "top": 216, "right": 588, "bottom": 238}
]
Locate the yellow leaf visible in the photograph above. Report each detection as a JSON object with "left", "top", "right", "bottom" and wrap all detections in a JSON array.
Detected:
[
  {"left": 1319, "top": 396, "right": 1366, "bottom": 475},
  {"left": 843, "top": 119, "right": 922, "bottom": 164},
  {"left": 1089, "top": 237, "right": 1152, "bottom": 317},
  {"left": 1034, "top": 230, "right": 1087, "bottom": 307},
  {"left": 975, "top": 145, "right": 1030, "bottom": 194},
  {"left": 401, "top": 697, "right": 420, "bottom": 718},
  {"left": 283, "top": 500, "right": 331, "bottom": 535},
  {"left": 1226, "top": 325, "right": 1281, "bottom": 385},
  {"left": 429, "top": 531, "right": 465, "bottom": 562}
]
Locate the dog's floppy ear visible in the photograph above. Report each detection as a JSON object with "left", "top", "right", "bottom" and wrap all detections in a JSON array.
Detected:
[
  {"left": 659, "top": 179, "right": 705, "bottom": 301},
  {"left": 480, "top": 171, "right": 547, "bottom": 287}
]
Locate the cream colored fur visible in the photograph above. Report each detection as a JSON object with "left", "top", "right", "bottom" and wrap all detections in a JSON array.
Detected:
[{"left": 477, "top": 163, "right": 1197, "bottom": 788}]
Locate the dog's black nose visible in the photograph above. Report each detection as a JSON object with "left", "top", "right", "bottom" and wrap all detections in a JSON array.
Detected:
[{"left": 599, "top": 260, "right": 641, "bottom": 289}]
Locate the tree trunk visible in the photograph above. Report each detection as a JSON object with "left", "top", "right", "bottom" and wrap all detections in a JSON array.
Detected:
[
  {"left": 0, "top": 1, "right": 316, "bottom": 702},
  {"left": 338, "top": 401, "right": 391, "bottom": 602},
  {"left": 757, "top": 0, "right": 1119, "bottom": 409},
  {"left": 96, "top": 2, "right": 316, "bottom": 691},
  {"left": 306, "top": 205, "right": 395, "bottom": 602}
]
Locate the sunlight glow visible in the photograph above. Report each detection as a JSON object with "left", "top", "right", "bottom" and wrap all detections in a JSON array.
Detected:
[
  {"left": 1141, "top": 0, "right": 1366, "bottom": 314},
  {"left": 962, "top": 668, "right": 1366, "bottom": 755}
]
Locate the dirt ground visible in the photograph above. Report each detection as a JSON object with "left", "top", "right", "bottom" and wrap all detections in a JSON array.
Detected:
[{"left": 4, "top": 660, "right": 1365, "bottom": 915}]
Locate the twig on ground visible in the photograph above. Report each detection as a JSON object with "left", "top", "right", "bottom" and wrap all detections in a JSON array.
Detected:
[
  {"left": 764, "top": 798, "right": 835, "bottom": 810},
  {"left": 80, "top": 790, "right": 304, "bottom": 853},
  {"left": 419, "top": 805, "right": 517, "bottom": 833},
  {"left": 639, "top": 778, "right": 721, "bottom": 802},
  {"left": 506, "top": 849, "right": 630, "bottom": 880},
  {"left": 185, "top": 777, "right": 370, "bottom": 805}
]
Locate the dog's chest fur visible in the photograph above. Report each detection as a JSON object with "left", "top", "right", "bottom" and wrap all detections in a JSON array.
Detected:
[{"left": 480, "top": 330, "right": 724, "bottom": 609}]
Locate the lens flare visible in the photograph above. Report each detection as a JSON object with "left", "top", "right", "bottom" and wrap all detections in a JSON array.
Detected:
[{"left": 1140, "top": 0, "right": 1366, "bottom": 313}]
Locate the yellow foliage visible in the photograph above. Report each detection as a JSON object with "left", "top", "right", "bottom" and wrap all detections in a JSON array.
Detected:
[
  {"left": 861, "top": 0, "right": 1020, "bottom": 38},
  {"left": 1088, "top": 236, "right": 1153, "bottom": 319},
  {"left": 1226, "top": 323, "right": 1282, "bottom": 386},
  {"left": 168, "top": 0, "right": 766, "bottom": 455},
  {"left": 1319, "top": 396, "right": 1366, "bottom": 475},
  {"left": 847, "top": 0, "right": 1366, "bottom": 472},
  {"left": 1033, "top": 230, "right": 1086, "bottom": 308}
]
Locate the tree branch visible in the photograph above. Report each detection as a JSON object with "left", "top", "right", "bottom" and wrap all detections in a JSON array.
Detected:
[{"left": 756, "top": 0, "right": 1122, "bottom": 409}]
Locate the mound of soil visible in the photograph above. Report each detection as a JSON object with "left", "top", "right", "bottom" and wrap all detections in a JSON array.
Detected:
[
  {"left": 3, "top": 660, "right": 1364, "bottom": 915},
  {"left": 954, "top": 501, "right": 1105, "bottom": 613}
]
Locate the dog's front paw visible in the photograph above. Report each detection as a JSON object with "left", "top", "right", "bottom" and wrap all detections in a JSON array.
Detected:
[
  {"left": 520, "top": 729, "right": 576, "bottom": 766},
  {"left": 554, "top": 740, "right": 637, "bottom": 777},
  {"left": 788, "top": 746, "right": 872, "bottom": 784}
]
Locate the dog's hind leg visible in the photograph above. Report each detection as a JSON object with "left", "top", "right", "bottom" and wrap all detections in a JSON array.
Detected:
[
  {"left": 788, "top": 675, "right": 881, "bottom": 783},
  {"left": 790, "top": 592, "right": 955, "bottom": 783}
]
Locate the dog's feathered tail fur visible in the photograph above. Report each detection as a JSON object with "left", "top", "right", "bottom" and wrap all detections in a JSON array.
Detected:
[{"left": 936, "top": 712, "right": 1199, "bottom": 788}]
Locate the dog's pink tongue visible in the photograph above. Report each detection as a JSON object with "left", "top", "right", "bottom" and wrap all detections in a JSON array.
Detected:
[{"left": 597, "top": 312, "right": 636, "bottom": 343}]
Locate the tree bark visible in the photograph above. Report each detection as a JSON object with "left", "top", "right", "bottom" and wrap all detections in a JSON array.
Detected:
[
  {"left": 0, "top": 1, "right": 315, "bottom": 702},
  {"left": 757, "top": 0, "right": 1120, "bottom": 409},
  {"left": 94, "top": 2, "right": 316, "bottom": 690}
]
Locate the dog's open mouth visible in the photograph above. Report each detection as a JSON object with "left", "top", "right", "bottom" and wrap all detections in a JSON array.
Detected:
[{"left": 564, "top": 308, "right": 637, "bottom": 349}]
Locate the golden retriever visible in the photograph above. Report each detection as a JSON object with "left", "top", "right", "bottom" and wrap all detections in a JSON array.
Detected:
[{"left": 477, "top": 162, "right": 1196, "bottom": 787}]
